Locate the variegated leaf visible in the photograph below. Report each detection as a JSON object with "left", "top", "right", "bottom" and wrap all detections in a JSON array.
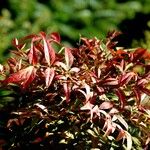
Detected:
[
  {"left": 4, "top": 66, "right": 36, "bottom": 89},
  {"left": 45, "top": 67, "right": 55, "bottom": 88},
  {"left": 65, "top": 47, "right": 74, "bottom": 70}
]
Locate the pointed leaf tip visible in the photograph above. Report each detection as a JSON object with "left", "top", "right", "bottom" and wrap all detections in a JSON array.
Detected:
[
  {"left": 115, "top": 89, "right": 126, "bottom": 109},
  {"left": 63, "top": 82, "right": 70, "bottom": 103},
  {"left": 28, "top": 43, "right": 38, "bottom": 65},
  {"left": 65, "top": 47, "right": 74, "bottom": 69},
  {"left": 41, "top": 32, "right": 56, "bottom": 66},
  {"left": 4, "top": 66, "right": 36, "bottom": 89},
  {"left": 125, "top": 131, "right": 132, "bottom": 150},
  {"left": 51, "top": 32, "right": 61, "bottom": 43},
  {"left": 45, "top": 67, "right": 55, "bottom": 88}
]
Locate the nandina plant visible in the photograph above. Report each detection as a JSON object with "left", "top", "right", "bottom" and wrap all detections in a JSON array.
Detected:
[{"left": 0, "top": 31, "right": 150, "bottom": 149}]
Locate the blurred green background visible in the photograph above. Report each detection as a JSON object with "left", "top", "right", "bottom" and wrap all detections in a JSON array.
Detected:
[{"left": 0, "top": 0, "right": 150, "bottom": 62}]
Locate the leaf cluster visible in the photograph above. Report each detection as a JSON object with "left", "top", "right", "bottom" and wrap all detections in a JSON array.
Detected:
[{"left": 0, "top": 31, "right": 150, "bottom": 149}]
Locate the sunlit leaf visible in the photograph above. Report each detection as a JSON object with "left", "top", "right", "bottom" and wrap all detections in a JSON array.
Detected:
[
  {"left": 140, "top": 93, "right": 150, "bottom": 109},
  {"left": 0, "top": 64, "right": 4, "bottom": 72},
  {"left": 55, "top": 61, "right": 67, "bottom": 71},
  {"left": 124, "top": 131, "right": 132, "bottom": 150},
  {"left": 65, "top": 47, "right": 74, "bottom": 70},
  {"left": 109, "top": 108, "right": 119, "bottom": 114},
  {"left": 90, "top": 105, "right": 100, "bottom": 120},
  {"left": 64, "top": 131, "right": 74, "bottom": 139},
  {"left": 4, "top": 66, "right": 36, "bottom": 89},
  {"left": 103, "top": 118, "right": 114, "bottom": 137},
  {"left": 28, "top": 42, "right": 38, "bottom": 65},
  {"left": 12, "top": 38, "right": 19, "bottom": 47},
  {"left": 69, "top": 67, "right": 80, "bottom": 73},
  {"left": 103, "top": 78, "right": 118, "bottom": 86},
  {"left": 115, "top": 115, "right": 128, "bottom": 130},
  {"left": 99, "top": 101, "right": 113, "bottom": 110},
  {"left": 80, "top": 101, "right": 94, "bottom": 111},
  {"left": 40, "top": 31, "right": 56, "bottom": 65},
  {"left": 78, "top": 83, "right": 93, "bottom": 102},
  {"left": 45, "top": 67, "right": 55, "bottom": 88},
  {"left": 34, "top": 103, "right": 48, "bottom": 114},
  {"left": 145, "top": 136, "right": 150, "bottom": 145},
  {"left": 87, "top": 129, "right": 97, "bottom": 137}
]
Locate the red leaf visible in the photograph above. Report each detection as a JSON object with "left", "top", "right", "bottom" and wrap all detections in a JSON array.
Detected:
[
  {"left": 132, "top": 48, "right": 146, "bottom": 62},
  {"left": 7, "top": 58, "right": 17, "bottom": 73},
  {"left": 63, "top": 82, "right": 70, "bottom": 103},
  {"left": 133, "top": 88, "right": 141, "bottom": 106},
  {"left": 81, "top": 102, "right": 100, "bottom": 120},
  {"left": 28, "top": 42, "right": 38, "bottom": 65},
  {"left": 143, "top": 50, "right": 150, "bottom": 59},
  {"left": 99, "top": 101, "right": 113, "bottom": 110},
  {"left": 137, "top": 78, "right": 148, "bottom": 86},
  {"left": 4, "top": 66, "right": 36, "bottom": 89},
  {"left": 40, "top": 32, "right": 56, "bottom": 66},
  {"left": 65, "top": 47, "right": 74, "bottom": 70},
  {"left": 31, "top": 137, "right": 43, "bottom": 144},
  {"left": 115, "top": 59, "right": 125, "bottom": 73},
  {"left": 50, "top": 32, "right": 61, "bottom": 43},
  {"left": 80, "top": 101, "right": 94, "bottom": 111},
  {"left": 78, "top": 83, "right": 93, "bottom": 102},
  {"left": 90, "top": 105, "right": 100, "bottom": 120},
  {"left": 140, "top": 87, "right": 150, "bottom": 96},
  {"left": 103, "top": 78, "right": 118, "bottom": 86},
  {"left": 116, "top": 49, "right": 127, "bottom": 56},
  {"left": 96, "top": 86, "right": 104, "bottom": 94},
  {"left": 115, "top": 89, "right": 126, "bottom": 109},
  {"left": 116, "top": 130, "right": 125, "bottom": 141},
  {"left": 103, "top": 119, "right": 114, "bottom": 137},
  {"left": 119, "top": 72, "right": 135, "bottom": 86},
  {"left": 45, "top": 67, "right": 55, "bottom": 88}
]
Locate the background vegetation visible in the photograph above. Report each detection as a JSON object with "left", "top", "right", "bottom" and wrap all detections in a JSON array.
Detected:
[
  {"left": 1, "top": 0, "right": 150, "bottom": 149},
  {"left": 0, "top": 0, "right": 150, "bottom": 62}
]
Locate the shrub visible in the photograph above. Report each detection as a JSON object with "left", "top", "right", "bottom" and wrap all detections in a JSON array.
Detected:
[{"left": 0, "top": 31, "right": 150, "bottom": 149}]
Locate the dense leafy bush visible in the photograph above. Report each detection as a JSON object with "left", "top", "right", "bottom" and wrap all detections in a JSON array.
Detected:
[
  {"left": 1, "top": 0, "right": 150, "bottom": 61},
  {"left": 0, "top": 31, "right": 150, "bottom": 149}
]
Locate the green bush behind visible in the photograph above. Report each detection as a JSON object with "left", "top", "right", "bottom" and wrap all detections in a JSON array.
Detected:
[{"left": 0, "top": 0, "right": 150, "bottom": 61}]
